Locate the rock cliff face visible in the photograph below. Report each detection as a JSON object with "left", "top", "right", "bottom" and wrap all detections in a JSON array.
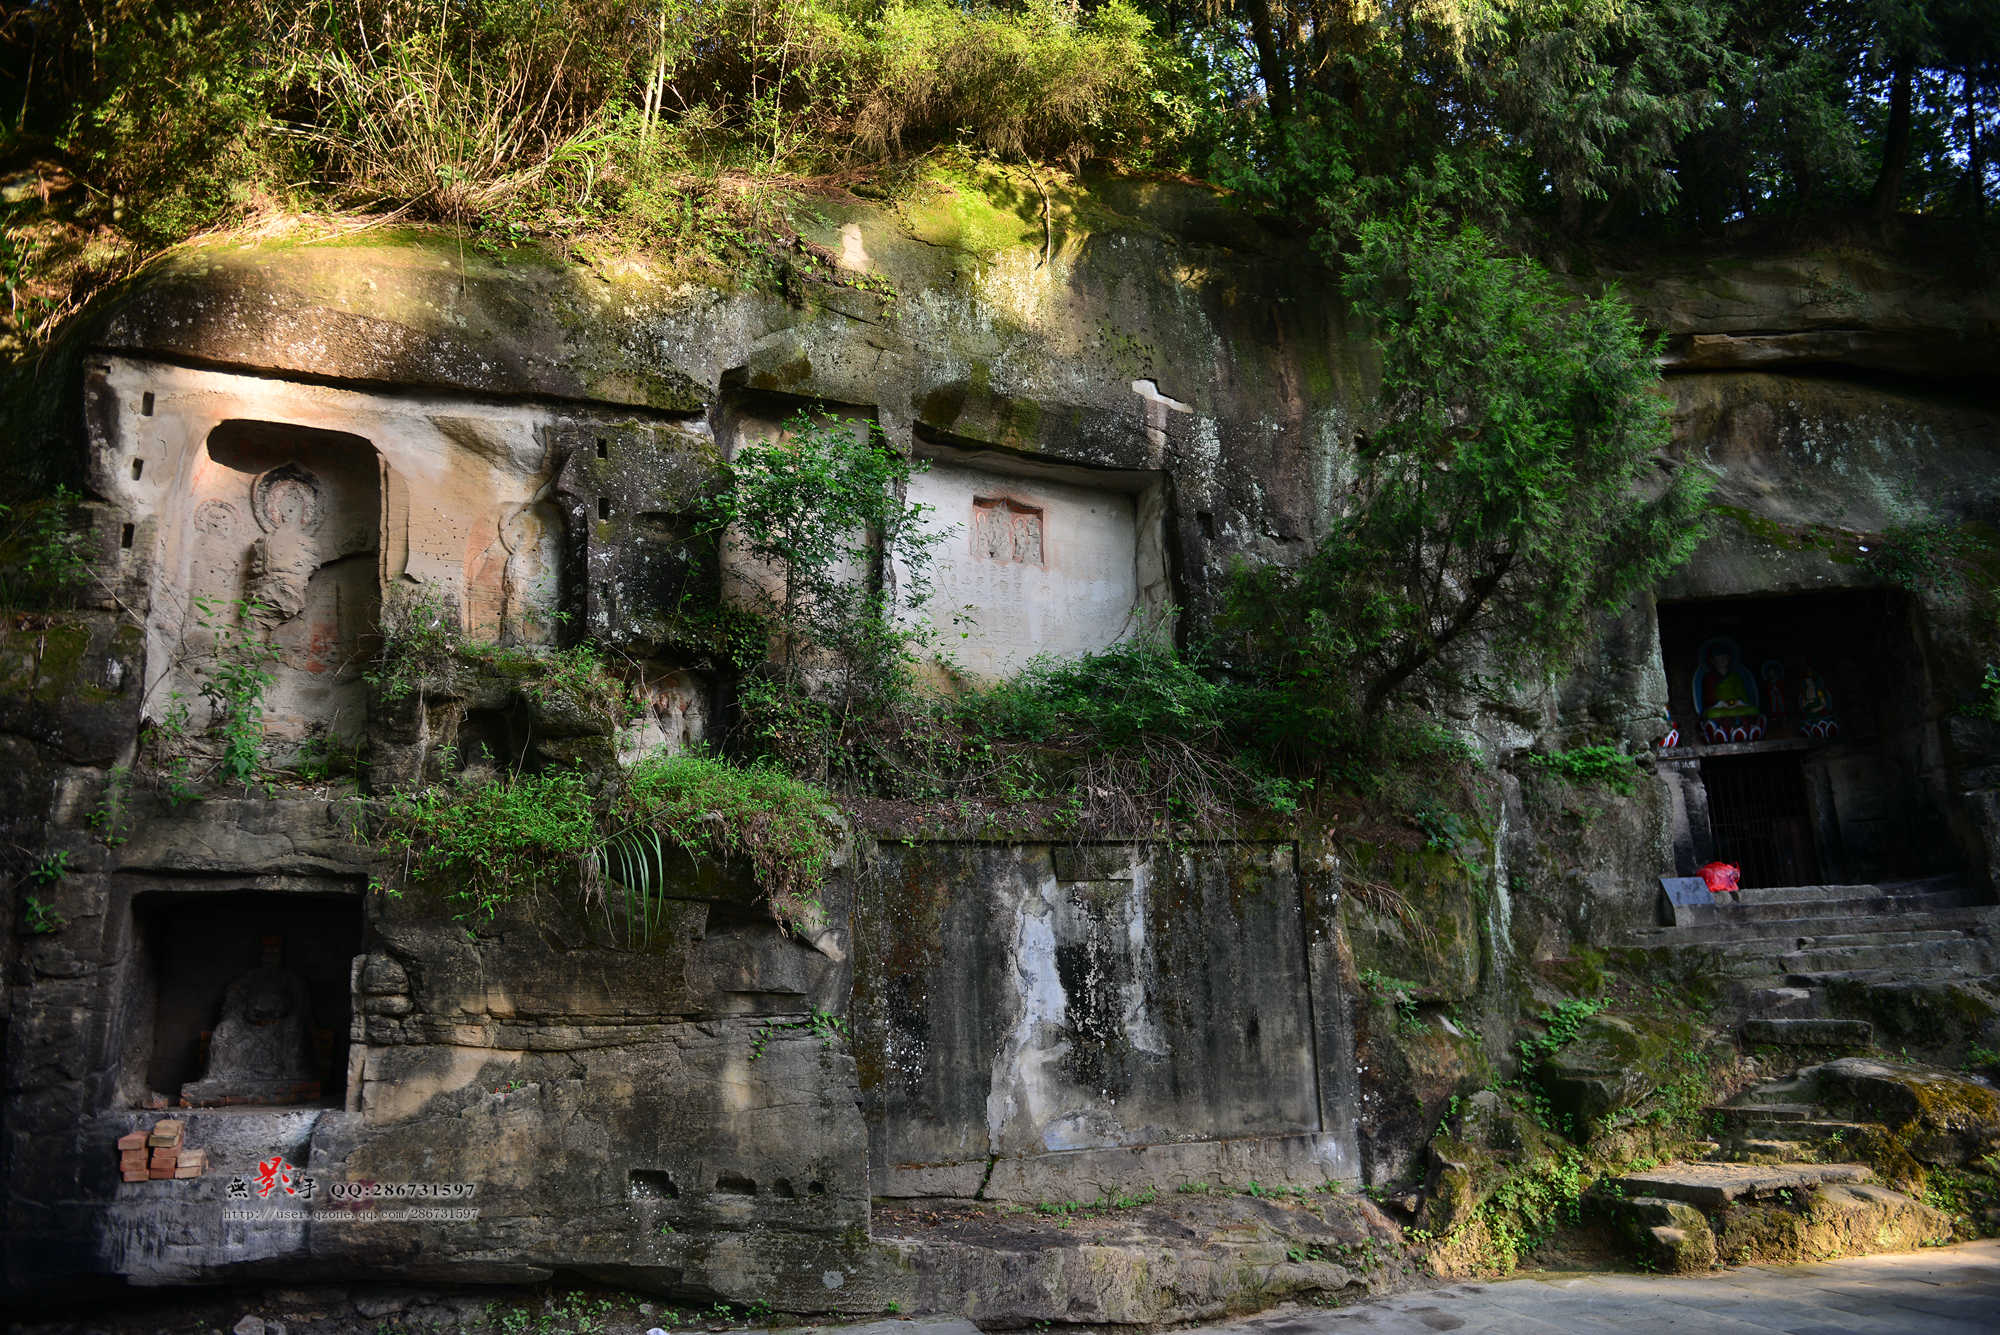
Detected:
[{"left": 3, "top": 168, "right": 1997, "bottom": 1309}]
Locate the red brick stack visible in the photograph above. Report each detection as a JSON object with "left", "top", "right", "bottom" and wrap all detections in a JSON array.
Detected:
[
  {"left": 116, "top": 1130, "right": 147, "bottom": 1182},
  {"left": 117, "top": 1120, "right": 206, "bottom": 1182}
]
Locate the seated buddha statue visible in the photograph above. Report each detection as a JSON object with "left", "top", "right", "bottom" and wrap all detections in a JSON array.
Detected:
[
  {"left": 1798, "top": 667, "right": 1839, "bottom": 739},
  {"left": 1696, "top": 641, "right": 1766, "bottom": 743},
  {"left": 180, "top": 935, "right": 320, "bottom": 1105}
]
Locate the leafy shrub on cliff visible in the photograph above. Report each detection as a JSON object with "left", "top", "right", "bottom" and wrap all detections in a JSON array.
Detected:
[
  {"left": 1522, "top": 744, "right": 1642, "bottom": 796},
  {"left": 384, "top": 768, "right": 600, "bottom": 923},
  {"left": 853, "top": 1, "right": 1190, "bottom": 166},
  {"left": 937, "top": 639, "right": 1297, "bottom": 831},
  {"left": 6, "top": 1, "right": 1187, "bottom": 248},
  {"left": 1223, "top": 217, "right": 1709, "bottom": 733},
  {"left": 961, "top": 641, "right": 1229, "bottom": 747},
  {"left": 0, "top": 485, "right": 92, "bottom": 610},
  {"left": 611, "top": 751, "right": 843, "bottom": 935},
  {"left": 708, "top": 408, "right": 943, "bottom": 775},
  {"left": 378, "top": 752, "right": 841, "bottom": 940}
]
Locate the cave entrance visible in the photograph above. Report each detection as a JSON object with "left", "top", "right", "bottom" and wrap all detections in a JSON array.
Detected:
[
  {"left": 1656, "top": 589, "right": 1950, "bottom": 888},
  {"left": 123, "top": 891, "right": 361, "bottom": 1107}
]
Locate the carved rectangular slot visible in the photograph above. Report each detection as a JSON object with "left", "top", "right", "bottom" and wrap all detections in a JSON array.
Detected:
[
  {"left": 120, "top": 523, "right": 134, "bottom": 550},
  {"left": 599, "top": 496, "right": 611, "bottom": 520},
  {"left": 131, "top": 458, "right": 144, "bottom": 480},
  {"left": 972, "top": 496, "right": 1044, "bottom": 566},
  {"left": 596, "top": 438, "right": 609, "bottom": 459},
  {"left": 140, "top": 391, "right": 154, "bottom": 416}
]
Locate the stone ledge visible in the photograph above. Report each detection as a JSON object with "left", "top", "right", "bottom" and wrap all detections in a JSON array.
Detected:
[
  {"left": 1605, "top": 1160, "right": 1872, "bottom": 1208},
  {"left": 880, "top": 1131, "right": 1358, "bottom": 1204}
]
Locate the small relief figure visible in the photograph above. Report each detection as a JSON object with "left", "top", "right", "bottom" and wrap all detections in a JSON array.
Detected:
[
  {"left": 1694, "top": 636, "right": 1766, "bottom": 743},
  {"left": 193, "top": 499, "right": 239, "bottom": 539},
  {"left": 1798, "top": 665, "right": 1840, "bottom": 740},
  {"left": 972, "top": 497, "right": 1044, "bottom": 566},
  {"left": 246, "top": 464, "right": 324, "bottom": 627},
  {"left": 180, "top": 935, "right": 321, "bottom": 1106},
  {"left": 498, "top": 500, "right": 559, "bottom": 644}
]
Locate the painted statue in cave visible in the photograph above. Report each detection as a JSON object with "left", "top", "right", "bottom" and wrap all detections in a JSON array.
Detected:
[
  {"left": 1695, "top": 637, "right": 1767, "bottom": 743},
  {"left": 1799, "top": 666, "right": 1840, "bottom": 739}
]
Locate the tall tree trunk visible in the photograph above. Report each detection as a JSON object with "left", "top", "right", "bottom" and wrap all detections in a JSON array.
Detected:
[
  {"left": 1872, "top": 54, "right": 1915, "bottom": 217},
  {"left": 1246, "top": 0, "right": 1293, "bottom": 127},
  {"left": 1957, "top": 76, "right": 1986, "bottom": 216}
]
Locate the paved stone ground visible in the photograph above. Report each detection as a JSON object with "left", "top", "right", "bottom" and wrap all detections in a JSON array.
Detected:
[{"left": 1196, "top": 1240, "right": 2000, "bottom": 1335}]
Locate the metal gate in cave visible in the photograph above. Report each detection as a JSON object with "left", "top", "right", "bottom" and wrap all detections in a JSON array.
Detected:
[{"left": 1701, "top": 753, "right": 1820, "bottom": 888}]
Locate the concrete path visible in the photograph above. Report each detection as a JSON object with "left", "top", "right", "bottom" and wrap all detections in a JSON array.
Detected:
[{"left": 1200, "top": 1240, "right": 2000, "bottom": 1334}]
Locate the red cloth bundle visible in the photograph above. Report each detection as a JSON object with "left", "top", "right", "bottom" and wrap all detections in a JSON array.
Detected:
[{"left": 1698, "top": 861, "right": 1741, "bottom": 894}]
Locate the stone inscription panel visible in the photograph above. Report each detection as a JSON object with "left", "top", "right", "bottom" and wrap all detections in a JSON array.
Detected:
[{"left": 903, "top": 463, "right": 1142, "bottom": 677}]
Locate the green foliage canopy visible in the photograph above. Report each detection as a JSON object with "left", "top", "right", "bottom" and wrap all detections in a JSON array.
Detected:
[{"left": 1226, "top": 218, "right": 1708, "bottom": 720}]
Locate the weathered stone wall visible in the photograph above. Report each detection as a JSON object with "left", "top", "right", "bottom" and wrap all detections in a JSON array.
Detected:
[
  {"left": 850, "top": 840, "right": 1357, "bottom": 1202},
  {"left": 5, "top": 174, "right": 1999, "bottom": 1307}
]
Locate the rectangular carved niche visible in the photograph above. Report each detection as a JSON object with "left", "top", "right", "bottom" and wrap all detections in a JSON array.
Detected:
[
  {"left": 120, "top": 890, "right": 362, "bottom": 1108},
  {"left": 903, "top": 439, "right": 1172, "bottom": 679}
]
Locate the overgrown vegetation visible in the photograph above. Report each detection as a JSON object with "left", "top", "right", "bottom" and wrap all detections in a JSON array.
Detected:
[
  {"left": 708, "top": 408, "right": 938, "bottom": 779},
  {"left": 379, "top": 752, "right": 842, "bottom": 941},
  {"left": 638, "top": 217, "right": 1707, "bottom": 846},
  {"left": 383, "top": 766, "right": 600, "bottom": 923},
  {"left": 6, "top": 0, "right": 1994, "bottom": 359},
  {"left": 1412, "top": 973, "right": 1736, "bottom": 1276},
  {"left": 1222, "top": 216, "right": 1707, "bottom": 734},
  {"left": 364, "top": 579, "right": 843, "bottom": 940},
  {"left": 611, "top": 752, "right": 842, "bottom": 933},
  {"left": 1523, "top": 744, "right": 1643, "bottom": 796},
  {"left": 0, "top": 486, "right": 90, "bottom": 609},
  {"left": 369, "top": 580, "right": 464, "bottom": 704},
  {"left": 191, "top": 594, "right": 283, "bottom": 792},
  {"left": 0, "top": 0, "right": 1190, "bottom": 352}
]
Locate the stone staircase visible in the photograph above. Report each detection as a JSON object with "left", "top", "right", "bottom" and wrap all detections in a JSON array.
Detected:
[
  {"left": 1628, "top": 875, "right": 2000, "bottom": 1051},
  {"left": 1595, "top": 877, "right": 2000, "bottom": 1272},
  {"left": 1599, "top": 1055, "right": 2000, "bottom": 1272}
]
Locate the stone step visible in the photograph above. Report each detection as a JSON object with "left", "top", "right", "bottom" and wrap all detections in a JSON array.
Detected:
[
  {"left": 1784, "top": 965, "right": 2000, "bottom": 989},
  {"left": 1716, "top": 1112, "right": 1880, "bottom": 1143},
  {"left": 1779, "top": 939, "right": 1996, "bottom": 973},
  {"left": 1716, "top": 938, "right": 1996, "bottom": 979},
  {"left": 1708, "top": 935, "right": 1979, "bottom": 972},
  {"left": 1740, "top": 1017, "right": 1874, "bottom": 1046},
  {"left": 1707, "top": 927, "right": 1982, "bottom": 955},
  {"left": 1710, "top": 1138, "right": 1812, "bottom": 1161},
  {"left": 1734, "top": 1073, "right": 1817, "bottom": 1103},
  {"left": 1659, "top": 877, "right": 1971, "bottom": 927},
  {"left": 1745, "top": 985, "right": 1822, "bottom": 1016},
  {"left": 1646, "top": 906, "right": 2000, "bottom": 949},
  {"left": 1643, "top": 891, "right": 1981, "bottom": 937},
  {"left": 1602, "top": 1160, "right": 1873, "bottom": 1208},
  {"left": 1710, "top": 1102, "right": 1817, "bottom": 1124}
]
